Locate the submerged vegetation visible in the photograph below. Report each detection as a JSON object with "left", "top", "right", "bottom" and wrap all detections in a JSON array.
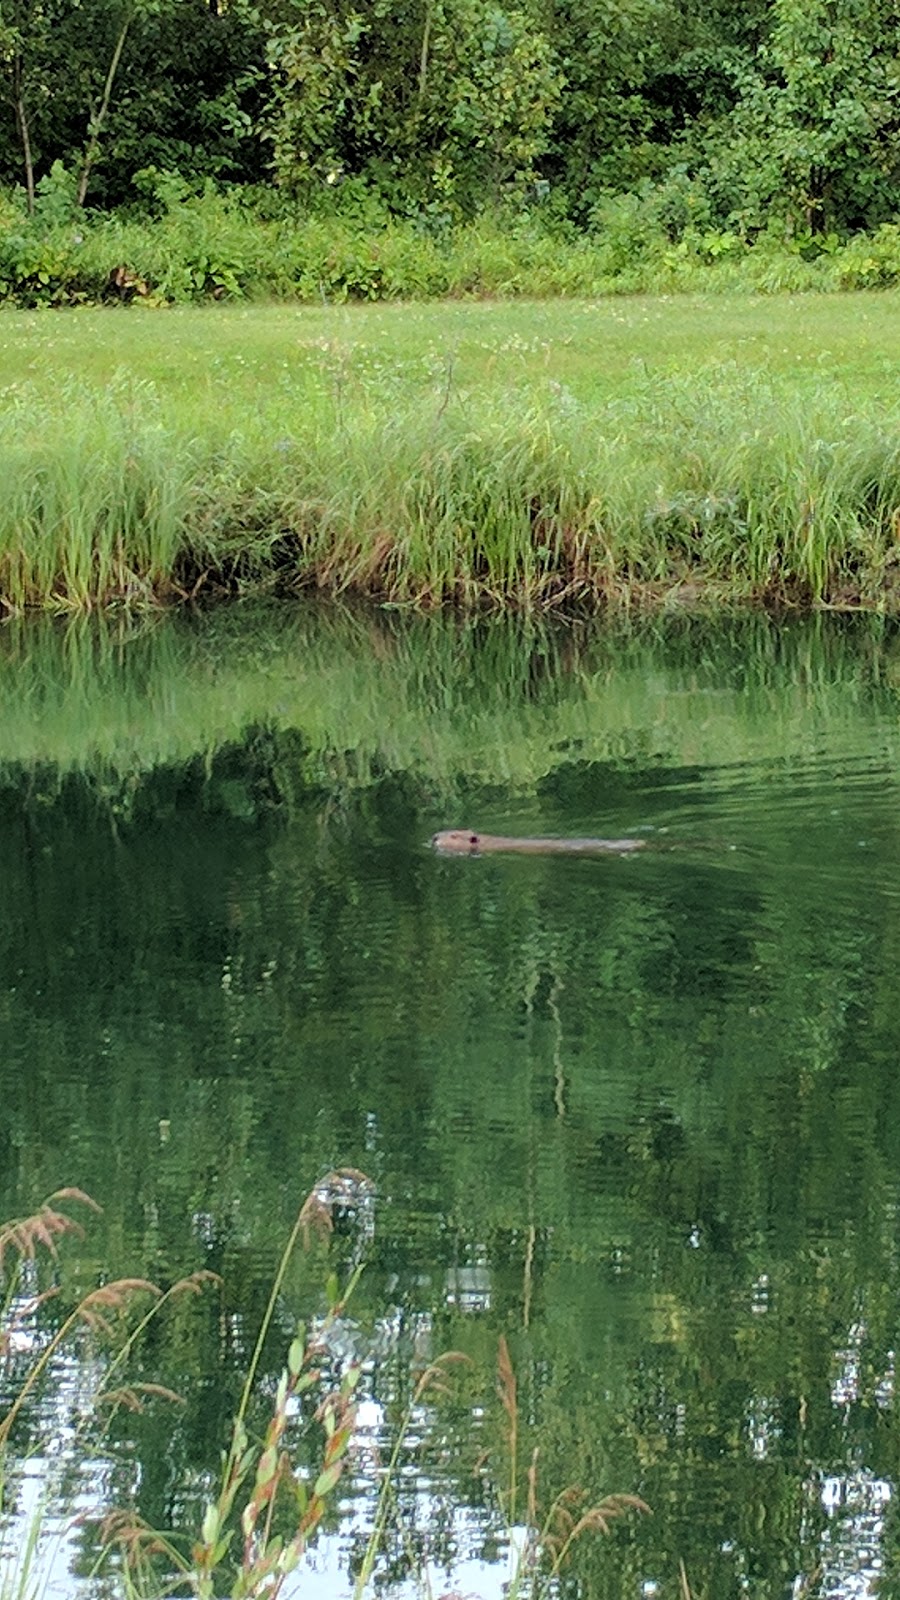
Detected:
[{"left": 3, "top": 294, "right": 900, "bottom": 612}]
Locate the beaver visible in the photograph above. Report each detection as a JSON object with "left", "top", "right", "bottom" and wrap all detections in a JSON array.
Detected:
[{"left": 432, "top": 829, "right": 645, "bottom": 856}]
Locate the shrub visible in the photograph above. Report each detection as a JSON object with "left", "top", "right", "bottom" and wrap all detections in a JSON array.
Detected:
[{"left": 828, "top": 224, "right": 900, "bottom": 289}]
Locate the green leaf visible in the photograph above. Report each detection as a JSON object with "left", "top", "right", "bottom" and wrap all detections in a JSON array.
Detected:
[
  {"left": 279, "top": 1540, "right": 302, "bottom": 1575},
  {"left": 200, "top": 1503, "right": 220, "bottom": 1546},
  {"left": 255, "top": 1445, "right": 278, "bottom": 1487},
  {"left": 313, "top": 1461, "right": 342, "bottom": 1499},
  {"left": 212, "top": 1530, "right": 234, "bottom": 1565}
]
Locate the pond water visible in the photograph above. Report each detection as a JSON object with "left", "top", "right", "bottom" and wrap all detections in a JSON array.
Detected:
[{"left": 2, "top": 604, "right": 900, "bottom": 1600}]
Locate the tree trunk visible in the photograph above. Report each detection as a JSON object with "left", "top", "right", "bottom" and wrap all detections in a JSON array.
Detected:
[
  {"left": 13, "top": 56, "right": 35, "bottom": 214},
  {"left": 76, "top": 13, "right": 131, "bottom": 207},
  {"left": 418, "top": 0, "right": 432, "bottom": 99}
]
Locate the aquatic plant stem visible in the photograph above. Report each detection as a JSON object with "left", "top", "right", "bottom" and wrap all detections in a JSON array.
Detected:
[{"left": 352, "top": 1354, "right": 467, "bottom": 1600}]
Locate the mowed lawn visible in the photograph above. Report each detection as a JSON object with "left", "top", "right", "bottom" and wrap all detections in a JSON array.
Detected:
[{"left": 1, "top": 293, "right": 899, "bottom": 421}]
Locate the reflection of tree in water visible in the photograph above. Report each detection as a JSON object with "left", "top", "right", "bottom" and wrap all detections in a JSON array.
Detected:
[{"left": 2, "top": 612, "right": 900, "bottom": 1594}]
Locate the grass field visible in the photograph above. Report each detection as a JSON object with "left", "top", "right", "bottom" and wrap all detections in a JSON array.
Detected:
[
  {"left": 2, "top": 293, "right": 900, "bottom": 611},
  {"left": 4, "top": 292, "right": 900, "bottom": 401}
]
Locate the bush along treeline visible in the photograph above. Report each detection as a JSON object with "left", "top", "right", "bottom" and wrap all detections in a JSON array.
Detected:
[
  {"left": 8, "top": 175, "right": 900, "bottom": 306},
  {"left": 4, "top": 0, "right": 900, "bottom": 302}
]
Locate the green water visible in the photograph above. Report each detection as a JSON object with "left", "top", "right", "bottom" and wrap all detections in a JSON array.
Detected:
[{"left": 2, "top": 605, "right": 900, "bottom": 1600}]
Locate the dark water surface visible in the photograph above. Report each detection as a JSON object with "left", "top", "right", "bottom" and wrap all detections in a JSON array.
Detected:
[{"left": 2, "top": 605, "right": 900, "bottom": 1600}]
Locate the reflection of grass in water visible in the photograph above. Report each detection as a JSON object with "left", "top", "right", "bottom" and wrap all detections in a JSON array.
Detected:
[
  {"left": 0, "top": 608, "right": 898, "bottom": 797},
  {"left": 3, "top": 300, "right": 900, "bottom": 609}
]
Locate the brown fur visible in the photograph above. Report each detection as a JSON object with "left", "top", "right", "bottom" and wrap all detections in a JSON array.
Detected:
[{"left": 431, "top": 829, "right": 645, "bottom": 856}]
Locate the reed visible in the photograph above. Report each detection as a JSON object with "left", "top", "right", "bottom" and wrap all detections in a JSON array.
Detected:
[
  {"left": 0, "top": 1175, "right": 386, "bottom": 1600},
  {"left": 0, "top": 1184, "right": 651, "bottom": 1600},
  {"left": 487, "top": 1335, "right": 649, "bottom": 1599},
  {"left": 0, "top": 379, "right": 193, "bottom": 610},
  {"left": 2, "top": 365, "right": 900, "bottom": 612},
  {"left": 102, "top": 1171, "right": 372, "bottom": 1600},
  {"left": 0, "top": 1191, "right": 212, "bottom": 1600}
]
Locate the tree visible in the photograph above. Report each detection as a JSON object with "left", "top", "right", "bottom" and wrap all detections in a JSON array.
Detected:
[
  {"left": 0, "top": 0, "right": 267, "bottom": 206},
  {"left": 263, "top": 0, "right": 561, "bottom": 213},
  {"left": 715, "top": 0, "right": 900, "bottom": 235},
  {"left": 544, "top": 0, "right": 766, "bottom": 217},
  {"left": 0, "top": 0, "right": 56, "bottom": 208}
]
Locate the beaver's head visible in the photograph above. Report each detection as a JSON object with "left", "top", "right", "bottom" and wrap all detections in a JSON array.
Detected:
[{"left": 431, "top": 829, "right": 481, "bottom": 854}]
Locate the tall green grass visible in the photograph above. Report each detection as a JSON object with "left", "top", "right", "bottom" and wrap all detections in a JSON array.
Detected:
[{"left": 3, "top": 362, "right": 900, "bottom": 611}]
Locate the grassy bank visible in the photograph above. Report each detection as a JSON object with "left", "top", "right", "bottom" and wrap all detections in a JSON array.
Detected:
[{"left": 3, "top": 295, "right": 900, "bottom": 613}]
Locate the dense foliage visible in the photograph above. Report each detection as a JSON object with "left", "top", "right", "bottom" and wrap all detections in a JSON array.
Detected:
[{"left": 2, "top": 0, "right": 900, "bottom": 243}]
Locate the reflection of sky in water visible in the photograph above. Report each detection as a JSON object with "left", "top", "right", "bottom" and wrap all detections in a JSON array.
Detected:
[
  {"left": 5, "top": 1306, "right": 900, "bottom": 1600},
  {"left": 804, "top": 1323, "right": 895, "bottom": 1599},
  {"left": 831, "top": 1318, "right": 895, "bottom": 1410},
  {"left": 1, "top": 1347, "right": 109, "bottom": 1600},
  {"left": 5, "top": 611, "right": 900, "bottom": 1598},
  {"left": 815, "top": 1472, "right": 891, "bottom": 1600},
  {"left": 2, "top": 1390, "right": 518, "bottom": 1600},
  {"left": 3, "top": 1251, "right": 517, "bottom": 1600}
]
